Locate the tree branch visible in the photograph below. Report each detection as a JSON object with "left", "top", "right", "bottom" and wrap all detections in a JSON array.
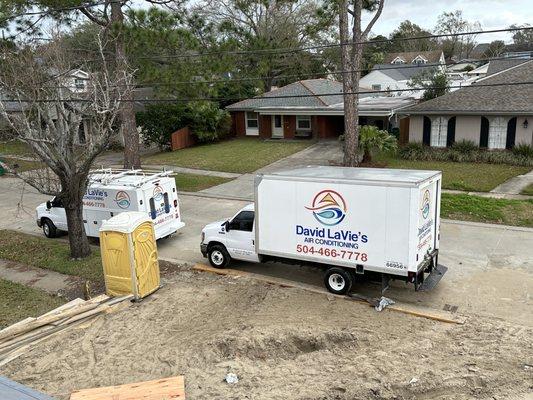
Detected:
[{"left": 362, "top": 0, "right": 385, "bottom": 39}]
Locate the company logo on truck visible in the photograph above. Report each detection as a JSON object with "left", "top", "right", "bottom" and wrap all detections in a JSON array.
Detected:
[
  {"left": 153, "top": 185, "right": 164, "bottom": 201},
  {"left": 305, "top": 190, "right": 346, "bottom": 226},
  {"left": 421, "top": 189, "right": 430, "bottom": 219},
  {"left": 115, "top": 191, "right": 131, "bottom": 209}
]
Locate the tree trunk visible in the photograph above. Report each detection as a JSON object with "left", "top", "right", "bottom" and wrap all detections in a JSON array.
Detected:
[
  {"left": 340, "top": 0, "right": 361, "bottom": 167},
  {"left": 111, "top": 2, "right": 140, "bottom": 169},
  {"left": 63, "top": 182, "right": 91, "bottom": 259}
]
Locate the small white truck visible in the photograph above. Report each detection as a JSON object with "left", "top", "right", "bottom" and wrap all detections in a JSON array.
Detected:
[
  {"left": 36, "top": 169, "right": 185, "bottom": 240},
  {"left": 201, "top": 166, "right": 446, "bottom": 294}
]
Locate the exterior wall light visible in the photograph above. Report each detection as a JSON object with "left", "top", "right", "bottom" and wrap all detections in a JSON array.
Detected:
[{"left": 524, "top": 119, "right": 529, "bottom": 129}]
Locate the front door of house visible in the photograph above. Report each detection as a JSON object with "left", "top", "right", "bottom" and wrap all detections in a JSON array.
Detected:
[{"left": 272, "top": 115, "right": 283, "bottom": 138}]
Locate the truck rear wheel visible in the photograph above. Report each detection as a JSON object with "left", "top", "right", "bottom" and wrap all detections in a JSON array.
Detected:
[
  {"left": 42, "top": 218, "right": 57, "bottom": 238},
  {"left": 324, "top": 267, "right": 353, "bottom": 295},
  {"left": 208, "top": 245, "right": 230, "bottom": 269}
]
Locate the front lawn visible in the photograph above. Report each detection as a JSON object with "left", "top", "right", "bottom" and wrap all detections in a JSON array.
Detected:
[
  {"left": 0, "top": 279, "right": 65, "bottom": 329},
  {"left": 0, "top": 230, "right": 103, "bottom": 283},
  {"left": 0, "top": 140, "right": 31, "bottom": 156},
  {"left": 175, "top": 174, "right": 232, "bottom": 192},
  {"left": 144, "top": 138, "right": 312, "bottom": 174},
  {"left": 1, "top": 156, "right": 43, "bottom": 174},
  {"left": 521, "top": 184, "right": 533, "bottom": 196},
  {"left": 374, "top": 153, "right": 530, "bottom": 192},
  {"left": 441, "top": 194, "right": 533, "bottom": 227}
]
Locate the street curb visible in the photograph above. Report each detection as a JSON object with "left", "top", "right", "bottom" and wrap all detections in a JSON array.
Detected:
[{"left": 440, "top": 218, "right": 533, "bottom": 232}]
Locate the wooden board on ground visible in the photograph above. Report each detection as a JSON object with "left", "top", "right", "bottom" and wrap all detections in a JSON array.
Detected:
[
  {"left": 69, "top": 376, "right": 185, "bottom": 400},
  {"left": 193, "top": 263, "right": 467, "bottom": 325}
]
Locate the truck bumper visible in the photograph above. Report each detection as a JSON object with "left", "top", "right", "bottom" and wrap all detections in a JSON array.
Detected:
[
  {"left": 200, "top": 244, "right": 208, "bottom": 258},
  {"left": 36, "top": 219, "right": 42, "bottom": 228}
]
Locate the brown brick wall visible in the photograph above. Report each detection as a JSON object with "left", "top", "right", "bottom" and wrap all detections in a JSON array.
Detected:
[{"left": 232, "top": 111, "right": 246, "bottom": 137}]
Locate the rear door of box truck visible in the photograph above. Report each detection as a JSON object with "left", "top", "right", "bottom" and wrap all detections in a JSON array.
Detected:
[{"left": 411, "top": 175, "right": 441, "bottom": 271}]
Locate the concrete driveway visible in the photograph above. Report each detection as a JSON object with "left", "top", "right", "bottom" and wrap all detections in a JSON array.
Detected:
[
  {"left": 199, "top": 140, "right": 342, "bottom": 199},
  {"left": 1, "top": 176, "right": 531, "bottom": 326}
]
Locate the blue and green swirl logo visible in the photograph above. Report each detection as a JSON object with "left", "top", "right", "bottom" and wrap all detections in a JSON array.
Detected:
[
  {"left": 115, "top": 191, "right": 131, "bottom": 209},
  {"left": 421, "top": 189, "right": 430, "bottom": 219},
  {"left": 305, "top": 190, "right": 347, "bottom": 226}
]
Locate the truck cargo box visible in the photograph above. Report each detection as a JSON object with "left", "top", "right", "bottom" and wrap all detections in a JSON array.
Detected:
[{"left": 255, "top": 166, "right": 442, "bottom": 277}]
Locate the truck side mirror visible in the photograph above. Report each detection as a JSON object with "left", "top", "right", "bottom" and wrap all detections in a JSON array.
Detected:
[
  {"left": 224, "top": 220, "right": 230, "bottom": 232},
  {"left": 46, "top": 200, "right": 52, "bottom": 210}
]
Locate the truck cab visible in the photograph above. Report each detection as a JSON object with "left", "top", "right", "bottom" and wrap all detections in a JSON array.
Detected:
[
  {"left": 201, "top": 204, "right": 259, "bottom": 267},
  {"left": 36, "top": 197, "right": 67, "bottom": 238}
]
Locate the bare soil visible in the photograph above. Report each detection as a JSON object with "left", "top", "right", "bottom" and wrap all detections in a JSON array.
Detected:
[{"left": 2, "top": 267, "right": 532, "bottom": 400}]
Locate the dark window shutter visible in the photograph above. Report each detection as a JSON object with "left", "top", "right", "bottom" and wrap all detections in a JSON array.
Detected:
[
  {"left": 422, "top": 116, "right": 431, "bottom": 145},
  {"left": 446, "top": 117, "right": 456, "bottom": 147},
  {"left": 480, "top": 117, "right": 489, "bottom": 148},
  {"left": 506, "top": 117, "right": 517, "bottom": 149}
]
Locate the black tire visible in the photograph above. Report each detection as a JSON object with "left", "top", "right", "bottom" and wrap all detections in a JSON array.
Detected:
[
  {"left": 324, "top": 267, "right": 353, "bottom": 295},
  {"left": 208, "top": 244, "right": 230, "bottom": 269},
  {"left": 42, "top": 218, "right": 57, "bottom": 238}
]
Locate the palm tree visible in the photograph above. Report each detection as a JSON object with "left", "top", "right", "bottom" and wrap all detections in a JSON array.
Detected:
[{"left": 358, "top": 125, "right": 397, "bottom": 164}]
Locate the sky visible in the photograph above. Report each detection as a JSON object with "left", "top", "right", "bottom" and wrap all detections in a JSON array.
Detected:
[{"left": 362, "top": 0, "right": 533, "bottom": 43}]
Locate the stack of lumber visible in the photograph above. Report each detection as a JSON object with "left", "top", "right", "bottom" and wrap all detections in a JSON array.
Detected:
[
  {"left": 0, "top": 294, "right": 133, "bottom": 367},
  {"left": 70, "top": 376, "right": 185, "bottom": 400}
]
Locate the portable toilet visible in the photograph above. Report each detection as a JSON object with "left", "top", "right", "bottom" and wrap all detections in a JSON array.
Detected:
[{"left": 99, "top": 211, "right": 160, "bottom": 300}]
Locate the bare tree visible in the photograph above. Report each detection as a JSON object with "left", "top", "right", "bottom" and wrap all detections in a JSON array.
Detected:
[
  {"left": 339, "top": 0, "right": 384, "bottom": 167},
  {"left": 0, "top": 36, "right": 132, "bottom": 258}
]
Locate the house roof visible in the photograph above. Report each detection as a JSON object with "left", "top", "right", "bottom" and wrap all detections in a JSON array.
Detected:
[
  {"left": 383, "top": 50, "right": 443, "bottom": 64},
  {"left": 225, "top": 79, "right": 417, "bottom": 116},
  {"left": 226, "top": 79, "right": 348, "bottom": 110},
  {"left": 486, "top": 59, "right": 528, "bottom": 75},
  {"left": 371, "top": 64, "right": 438, "bottom": 81},
  {"left": 400, "top": 60, "right": 533, "bottom": 115}
]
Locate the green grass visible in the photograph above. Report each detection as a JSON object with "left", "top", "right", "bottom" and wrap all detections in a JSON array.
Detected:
[
  {"left": 175, "top": 174, "right": 232, "bottom": 192},
  {"left": 144, "top": 138, "right": 312, "bottom": 174},
  {"left": 521, "top": 184, "right": 533, "bottom": 196},
  {"left": 0, "top": 156, "right": 43, "bottom": 174},
  {"left": 0, "top": 279, "right": 65, "bottom": 329},
  {"left": 0, "top": 140, "right": 31, "bottom": 156},
  {"left": 374, "top": 153, "right": 531, "bottom": 192},
  {"left": 441, "top": 194, "right": 533, "bottom": 227},
  {"left": 0, "top": 230, "right": 103, "bottom": 282}
]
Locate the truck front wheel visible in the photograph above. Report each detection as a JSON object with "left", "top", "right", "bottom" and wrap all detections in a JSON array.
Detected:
[
  {"left": 324, "top": 267, "right": 353, "bottom": 295},
  {"left": 42, "top": 219, "right": 57, "bottom": 238},
  {"left": 208, "top": 245, "right": 230, "bottom": 269}
]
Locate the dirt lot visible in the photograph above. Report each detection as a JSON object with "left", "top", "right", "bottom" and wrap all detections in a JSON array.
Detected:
[{"left": 2, "top": 266, "right": 532, "bottom": 400}]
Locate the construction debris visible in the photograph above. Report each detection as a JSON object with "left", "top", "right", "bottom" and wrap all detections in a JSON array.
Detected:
[
  {"left": 69, "top": 376, "right": 185, "bottom": 399},
  {"left": 0, "top": 294, "right": 133, "bottom": 368},
  {"left": 224, "top": 373, "right": 239, "bottom": 384}
]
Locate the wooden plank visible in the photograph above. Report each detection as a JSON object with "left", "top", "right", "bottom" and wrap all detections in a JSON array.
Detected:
[
  {"left": 69, "top": 376, "right": 185, "bottom": 400},
  {"left": 192, "top": 263, "right": 467, "bottom": 325}
]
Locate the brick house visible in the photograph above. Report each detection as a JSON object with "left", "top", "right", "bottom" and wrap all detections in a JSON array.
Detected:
[
  {"left": 399, "top": 60, "right": 533, "bottom": 148},
  {"left": 226, "top": 79, "right": 416, "bottom": 140}
]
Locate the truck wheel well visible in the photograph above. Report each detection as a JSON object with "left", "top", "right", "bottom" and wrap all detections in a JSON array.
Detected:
[
  {"left": 207, "top": 241, "right": 225, "bottom": 252},
  {"left": 41, "top": 217, "right": 52, "bottom": 224}
]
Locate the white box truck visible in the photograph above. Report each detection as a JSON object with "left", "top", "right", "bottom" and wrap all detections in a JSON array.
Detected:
[
  {"left": 36, "top": 169, "right": 185, "bottom": 240},
  {"left": 201, "top": 166, "right": 446, "bottom": 294}
]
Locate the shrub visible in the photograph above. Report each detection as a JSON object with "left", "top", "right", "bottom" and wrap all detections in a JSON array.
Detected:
[
  {"left": 452, "top": 139, "right": 477, "bottom": 154},
  {"left": 137, "top": 101, "right": 230, "bottom": 149},
  {"left": 513, "top": 144, "right": 533, "bottom": 158},
  {"left": 359, "top": 126, "right": 397, "bottom": 163},
  {"left": 398, "top": 142, "right": 533, "bottom": 166}
]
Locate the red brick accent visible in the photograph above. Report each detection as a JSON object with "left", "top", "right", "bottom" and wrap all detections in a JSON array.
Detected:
[
  {"left": 259, "top": 115, "right": 272, "bottom": 138},
  {"left": 284, "top": 115, "right": 296, "bottom": 139},
  {"left": 231, "top": 111, "right": 246, "bottom": 137},
  {"left": 170, "top": 127, "right": 196, "bottom": 151}
]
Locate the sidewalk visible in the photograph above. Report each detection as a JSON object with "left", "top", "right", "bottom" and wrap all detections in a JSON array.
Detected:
[
  {"left": 0, "top": 259, "right": 84, "bottom": 298},
  {"left": 491, "top": 169, "right": 533, "bottom": 195}
]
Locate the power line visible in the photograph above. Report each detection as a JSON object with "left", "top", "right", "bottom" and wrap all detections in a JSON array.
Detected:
[
  {"left": 32, "top": 54, "right": 531, "bottom": 90},
  {"left": 0, "top": 1, "right": 115, "bottom": 24},
  {"left": 3, "top": 80, "right": 533, "bottom": 103}
]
